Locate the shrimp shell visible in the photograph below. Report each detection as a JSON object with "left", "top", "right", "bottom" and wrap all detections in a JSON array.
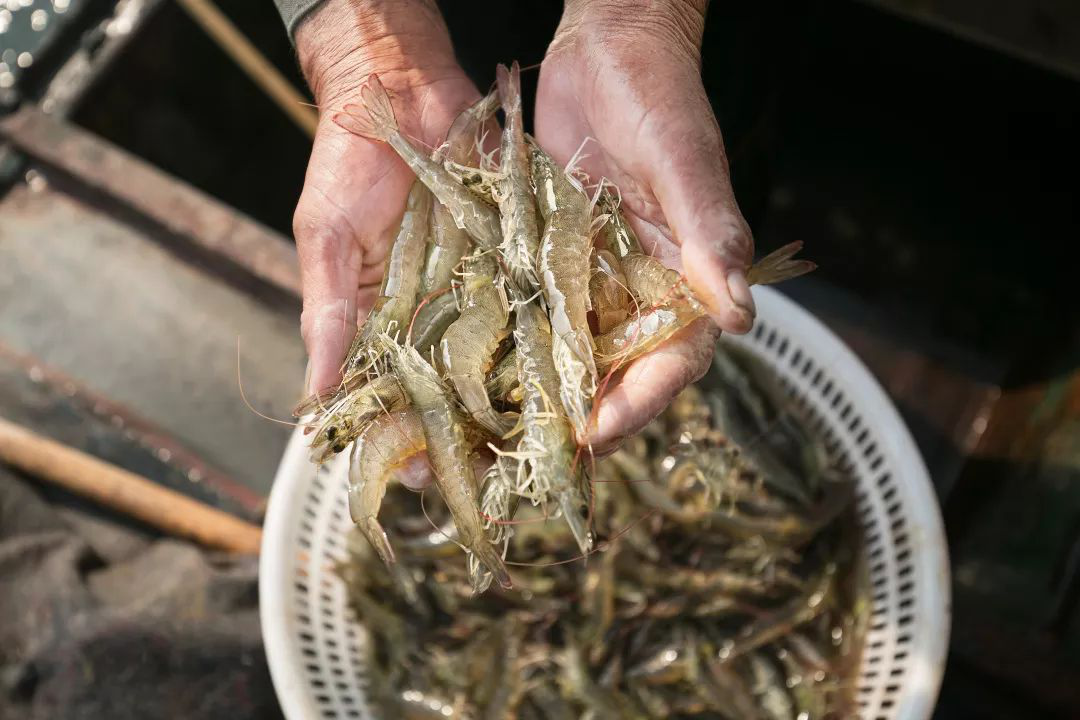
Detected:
[
  {"left": 380, "top": 335, "right": 512, "bottom": 589},
  {"left": 590, "top": 249, "right": 631, "bottom": 333},
  {"left": 347, "top": 409, "right": 427, "bottom": 565},
  {"left": 439, "top": 252, "right": 517, "bottom": 436},
  {"left": 308, "top": 373, "right": 408, "bottom": 463},
  {"left": 494, "top": 62, "right": 541, "bottom": 291},
  {"left": 530, "top": 143, "right": 597, "bottom": 437},
  {"left": 343, "top": 180, "right": 433, "bottom": 372},
  {"left": 335, "top": 75, "right": 502, "bottom": 248}
]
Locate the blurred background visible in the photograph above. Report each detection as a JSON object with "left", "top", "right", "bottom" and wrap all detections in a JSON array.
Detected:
[{"left": 1, "top": 0, "right": 1079, "bottom": 717}]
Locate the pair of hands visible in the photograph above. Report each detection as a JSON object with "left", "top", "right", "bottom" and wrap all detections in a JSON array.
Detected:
[{"left": 293, "top": 0, "right": 755, "bottom": 469}]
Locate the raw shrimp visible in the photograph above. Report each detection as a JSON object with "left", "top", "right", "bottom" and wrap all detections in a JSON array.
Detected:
[
  {"left": 594, "top": 241, "right": 816, "bottom": 373},
  {"left": 439, "top": 251, "right": 517, "bottom": 436},
  {"left": 379, "top": 334, "right": 512, "bottom": 589},
  {"left": 483, "top": 348, "right": 521, "bottom": 407},
  {"left": 494, "top": 62, "right": 541, "bottom": 291},
  {"left": 409, "top": 290, "right": 460, "bottom": 356},
  {"left": 335, "top": 74, "right": 502, "bottom": 248},
  {"left": 589, "top": 248, "right": 631, "bottom": 333},
  {"left": 348, "top": 409, "right": 427, "bottom": 565},
  {"left": 420, "top": 91, "right": 499, "bottom": 297},
  {"left": 596, "top": 188, "right": 642, "bottom": 259},
  {"left": 307, "top": 373, "right": 408, "bottom": 463},
  {"left": 342, "top": 180, "right": 433, "bottom": 373},
  {"left": 530, "top": 142, "right": 597, "bottom": 437},
  {"left": 511, "top": 301, "right": 592, "bottom": 554}
]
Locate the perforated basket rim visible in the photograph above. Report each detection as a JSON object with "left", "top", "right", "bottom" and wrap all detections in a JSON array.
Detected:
[{"left": 260, "top": 285, "right": 951, "bottom": 720}]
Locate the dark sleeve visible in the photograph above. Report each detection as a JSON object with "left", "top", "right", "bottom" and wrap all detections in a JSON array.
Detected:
[{"left": 273, "top": 0, "right": 326, "bottom": 41}]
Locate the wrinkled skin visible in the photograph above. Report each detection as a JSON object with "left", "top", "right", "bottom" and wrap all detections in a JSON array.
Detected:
[
  {"left": 293, "top": 0, "right": 755, "bottom": 465},
  {"left": 293, "top": 0, "right": 481, "bottom": 398},
  {"left": 536, "top": 0, "right": 755, "bottom": 451}
]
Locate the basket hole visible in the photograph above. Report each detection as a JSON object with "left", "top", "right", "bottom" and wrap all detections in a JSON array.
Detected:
[
  {"left": 898, "top": 614, "right": 914, "bottom": 627},
  {"left": 895, "top": 651, "right": 908, "bottom": 661},
  {"left": 765, "top": 329, "right": 777, "bottom": 348},
  {"left": 881, "top": 485, "right": 897, "bottom": 502},
  {"left": 821, "top": 379, "right": 834, "bottom": 396},
  {"left": 887, "top": 500, "right": 902, "bottom": 517},
  {"left": 811, "top": 369, "right": 823, "bottom": 387},
  {"left": 777, "top": 338, "right": 789, "bottom": 356},
  {"left": 321, "top": 710, "right": 337, "bottom": 718},
  {"left": 869, "top": 455, "right": 884, "bottom": 471},
  {"left": 332, "top": 668, "right": 344, "bottom": 677},
  {"left": 306, "top": 664, "right": 319, "bottom": 673},
  {"left": 300, "top": 632, "right": 314, "bottom": 643},
  {"left": 897, "top": 633, "right": 912, "bottom": 644},
  {"left": 896, "top": 548, "right": 911, "bottom": 563},
  {"left": 791, "top": 349, "right": 802, "bottom": 366},
  {"left": 302, "top": 647, "right": 316, "bottom": 659},
  {"left": 890, "top": 516, "right": 907, "bottom": 532},
  {"left": 839, "top": 402, "right": 852, "bottom": 420},
  {"left": 894, "top": 532, "right": 910, "bottom": 548},
  {"left": 312, "top": 679, "right": 326, "bottom": 689},
  {"left": 346, "top": 710, "right": 361, "bottom": 718},
  {"left": 849, "top": 416, "right": 861, "bottom": 432},
  {"left": 890, "top": 668, "right": 905, "bottom": 677}
]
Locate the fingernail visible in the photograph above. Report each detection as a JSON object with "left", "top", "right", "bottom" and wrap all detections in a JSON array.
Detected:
[{"left": 726, "top": 270, "right": 756, "bottom": 318}]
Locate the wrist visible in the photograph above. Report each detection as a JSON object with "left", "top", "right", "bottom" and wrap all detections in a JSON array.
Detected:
[
  {"left": 555, "top": 0, "right": 707, "bottom": 60},
  {"left": 295, "top": 0, "right": 461, "bottom": 109}
]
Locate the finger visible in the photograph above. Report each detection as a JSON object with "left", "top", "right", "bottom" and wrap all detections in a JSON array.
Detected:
[
  {"left": 584, "top": 317, "right": 719, "bottom": 449},
  {"left": 394, "top": 453, "right": 434, "bottom": 491},
  {"left": 294, "top": 118, "right": 405, "bottom": 395},
  {"left": 393, "top": 447, "right": 494, "bottom": 493},
  {"left": 642, "top": 90, "right": 755, "bottom": 334}
]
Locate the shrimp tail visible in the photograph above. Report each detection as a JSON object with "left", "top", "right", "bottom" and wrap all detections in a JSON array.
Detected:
[
  {"left": 746, "top": 241, "right": 817, "bottom": 285},
  {"left": 334, "top": 74, "right": 398, "bottom": 141},
  {"left": 495, "top": 61, "right": 521, "bottom": 114},
  {"left": 356, "top": 517, "right": 397, "bottom": 566},
  {"left": 471, "top": 541, "right": 513, "bottom": 590},
  {"left": 558, "top": 485, "right": 594, "bottom": 556}
]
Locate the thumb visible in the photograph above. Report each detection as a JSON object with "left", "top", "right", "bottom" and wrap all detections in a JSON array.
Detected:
[{"left": 647, "top": 92, "right": 755, "bottom": 333}]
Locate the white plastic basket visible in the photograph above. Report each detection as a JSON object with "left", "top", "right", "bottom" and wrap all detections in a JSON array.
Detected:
[{"left": 260, "top": 286, "right": 951, "bottom": 720}]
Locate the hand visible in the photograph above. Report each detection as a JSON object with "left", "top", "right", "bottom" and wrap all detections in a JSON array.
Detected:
[
  {"left": 535, "top": 0, "right": 754, "bottom": 453},
  {"left": 293, "top": 0, "right": 481, "bottom": 398}
]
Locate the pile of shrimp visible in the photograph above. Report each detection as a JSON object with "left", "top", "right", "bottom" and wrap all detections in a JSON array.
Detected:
[
  {"left": 295, "top": 62, "right": 815, "bottom": 592},
  {"left": 336, "top": 346, "right": 868, "bottom": 719}
]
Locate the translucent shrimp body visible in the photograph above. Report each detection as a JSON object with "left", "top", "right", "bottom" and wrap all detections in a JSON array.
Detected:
[
  {"left": 530, "top": 143, "right": 597, "bottom": 438},
  {"left": 334, "top": 75, "right": 502, "bottom": 249},
  {"left": 380, "top": 335, "right": 512, "bottom": 589},
  {"left": 439, "top": 252, "right": 516, "bottom": 436},
  {"left": 347, "top": 409, "right": 427, "bottom": 565},
  {"left": 342, "top": 180, "right": 432, "bottom": 373},
  {"left": 511, "top": 301, "right": 592, "bottom": 554},
  {"left": 494, "top": 62, "right": 541, "bottom": 291}
]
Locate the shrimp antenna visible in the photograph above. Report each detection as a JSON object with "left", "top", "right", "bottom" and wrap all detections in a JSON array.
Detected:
[{"left": 236, "top": 337, "right": 304, "bottom": 427}]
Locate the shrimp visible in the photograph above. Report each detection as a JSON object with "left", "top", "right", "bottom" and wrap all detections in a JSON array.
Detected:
[
  {"left": 596, "top": 188, "right": 642, "bottom": 259},
  {"left": 347, "top": 409, "right": 427, "bottom": 565},
  {"left": 589, "top": 248, "right": 631, "bottom": 333},
  {"left": 530, "top": 142, "right": 597, "bottom": 437},
  {"left": 439, "top": 251, "right": 517, "bottom": 436},
  {"left": 594, "top": 241, "right": 816, "bottom": 373},
  {"left": 307, "top": 373, "right": 408, "bottom": 463},
  {"left": 335, "top": 74, "right": 502, "bottom": 249},
  {"left": 342, "top": 180, "right": 433, "bottom": 373},
  {"left": 511, "top": 301, "right": 592, "bottom": 554},
  {"left": 420, "top": 91, "right": 499, "bottom": 297},
  {"left": 494, "top": 62, "right": 541, "bottom": 291},
  {"left": 409, "top": 290, "right": 460, "bottom": 357},
  {"left": 378, "top": 334, "right": 512, "bottom": 589},
  {"left": 484, "top": 348, "right": 521, "bottom": 407}
]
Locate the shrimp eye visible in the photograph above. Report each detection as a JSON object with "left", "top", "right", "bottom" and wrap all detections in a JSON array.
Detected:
[
  {"left": 326, "top": 426, "right": 338, "bottom": 441},
  {"left": 332, "top": 441, "right": 348, "bottom": 453}
]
